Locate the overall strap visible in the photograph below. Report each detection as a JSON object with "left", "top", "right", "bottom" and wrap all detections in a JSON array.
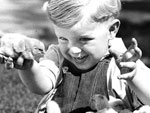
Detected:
[{"left": 71, "top": 59, "right": 110, "bottom": 112}]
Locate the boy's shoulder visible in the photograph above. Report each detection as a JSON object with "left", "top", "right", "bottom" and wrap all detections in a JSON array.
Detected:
[
  {"left": 40, "top": 44, "right": 64, "bottom": 68},
  {"left": 109, "top": 37, "right": 127, "bottom": 54},
  {"left": 107, "top": 37, "right": 127, "bottom": 79}
]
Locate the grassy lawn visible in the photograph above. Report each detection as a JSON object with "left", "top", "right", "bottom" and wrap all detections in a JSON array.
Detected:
[{"left": 0, "top": 64, "right": 42, "bottom": 113}]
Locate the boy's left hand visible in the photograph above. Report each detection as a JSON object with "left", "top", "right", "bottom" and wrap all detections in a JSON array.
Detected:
[
  {"left": 109, "top": 38, "right": 142, "bottom": 80},
  {"left": 0, "top": 33, "right": 45, "bottom": 69}
]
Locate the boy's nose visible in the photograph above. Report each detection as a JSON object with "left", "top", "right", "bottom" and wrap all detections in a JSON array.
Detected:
[{"left": 69, "top": 47, "right": 82, "bottom": 57}]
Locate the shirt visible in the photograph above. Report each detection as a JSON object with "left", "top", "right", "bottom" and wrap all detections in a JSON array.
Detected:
[{"left": 39, "top": 38, "right": 144, "bottom": 112}]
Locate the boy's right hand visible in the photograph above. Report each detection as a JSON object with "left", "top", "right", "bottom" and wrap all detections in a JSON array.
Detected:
[
  {"left": 109, "top": 38, "right": 142, "bottom": 80},
  {"left": 0, "top": 33, "right": 45, "bottom": 70}
]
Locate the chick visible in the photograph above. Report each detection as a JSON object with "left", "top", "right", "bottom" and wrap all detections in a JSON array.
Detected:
[
  {"left": 91, "top": 94, "right": 133, "bottom": 113},
  {"left": 0, "top": 33, "right": 45, "bottom": 69},
  {"left": 91, "top": 94, "right": 109, "bottom": 111}
]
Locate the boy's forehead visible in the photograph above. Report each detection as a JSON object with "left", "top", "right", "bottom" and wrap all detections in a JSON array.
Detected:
[
  {"left": 53, "top": 21, "right": 96, "bottom": 37},
  {"left": 71, "top": 17, "right": 97, "bottom": 33}
]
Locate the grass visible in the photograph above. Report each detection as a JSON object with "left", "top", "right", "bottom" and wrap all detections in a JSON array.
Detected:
[{"left": 0, "top": 64, "right": 42, "bottom": 113}]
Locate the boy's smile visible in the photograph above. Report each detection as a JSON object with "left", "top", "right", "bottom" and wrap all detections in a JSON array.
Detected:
[
  {"left": 53, "top": 19, "right": 116, "bottom": 70},
  {"left": 73, "top": 55, "right": 88, "bottom": 64}
]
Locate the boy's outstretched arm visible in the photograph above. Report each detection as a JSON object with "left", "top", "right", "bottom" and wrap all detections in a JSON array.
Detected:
[
  {"left": 0, "top": 33, "right": 55, "bottom": 95},
  {"left": 109, "top": 38, "right": 150, "bottom": 105}
]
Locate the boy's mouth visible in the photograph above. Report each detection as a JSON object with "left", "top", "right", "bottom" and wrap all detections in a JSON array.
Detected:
[{"left": 73, "top": 55, "right": 88, "bottom": 64}]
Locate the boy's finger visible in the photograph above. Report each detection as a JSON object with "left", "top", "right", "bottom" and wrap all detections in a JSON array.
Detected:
[
  {"left": 131, "top": 38, "right": 138, "bottom": 48},
  {"left": 119, "top": 62, "right": 136, "bottom": 75},
  {"left": 16, "top": 55, "right": 24, "bottom": 67},
  {"left": 120, "top": 62, "right": 136, "bottom": 70},
  {"left": 22, "top": 50, "right": 34, "bottom": 60},
  {"left": 16, "top": 51, "right": 34, "bottom": 69},
  {"left": 4, "top": 57, "right": 14, "bottom": 69},
  {"left": 118, "top": 69, "right": 136, "bottom": 80},
  {"left": 134, "top": 46, "right": 142, "bottom": 59}
]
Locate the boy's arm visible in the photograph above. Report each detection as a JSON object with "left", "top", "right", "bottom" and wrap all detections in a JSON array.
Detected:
[
  {"left": 109, "top": 38, "right": 150, "bottom": 105},
  {"left": 18, "top": 60, "right": 58, "bottom": 95},
  {"left": 0, "top": 33, "right": 57, "bottom": 95},
  {"left": 126, "top": 60, "right": 150, "bottom": 105}
]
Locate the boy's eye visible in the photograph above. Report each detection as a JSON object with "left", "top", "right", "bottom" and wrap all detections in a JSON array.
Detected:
[
  {"left": 59, "top": 37, "right": 68, "bottom": 41},
  {"left": 80, "top": 37, "right": 93, "bottom": 42}
]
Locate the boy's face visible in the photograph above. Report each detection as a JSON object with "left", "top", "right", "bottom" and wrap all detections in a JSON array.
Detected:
[{"left": 53, "top": 20, "right": 114, "bottom": 70}]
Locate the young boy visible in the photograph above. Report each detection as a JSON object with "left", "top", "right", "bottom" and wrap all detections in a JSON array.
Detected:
[{"left": 0, "top": 0, "right": 150, "bottom": 113}]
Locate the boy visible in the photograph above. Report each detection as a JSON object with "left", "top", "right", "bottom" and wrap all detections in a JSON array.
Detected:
[{"left": 1, "top": 0, "right": 150, "bottom": 113}]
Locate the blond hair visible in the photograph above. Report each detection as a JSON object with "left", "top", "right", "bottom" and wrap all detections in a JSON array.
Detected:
[{"left": 46, "top": 0, "right": 121, "bottom": 28}]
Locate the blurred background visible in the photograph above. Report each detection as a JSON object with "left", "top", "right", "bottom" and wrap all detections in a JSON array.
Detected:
[
  {"left": 0, "top": 0, "right": 150, "bottom": 66},
  {"left": 0, "top": 0, "right": 150, "bottom": 113}
]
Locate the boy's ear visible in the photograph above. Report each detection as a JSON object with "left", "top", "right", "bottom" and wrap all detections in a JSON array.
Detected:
[{"left": 109, "top": 19, "right": 120, "bottom": 38}]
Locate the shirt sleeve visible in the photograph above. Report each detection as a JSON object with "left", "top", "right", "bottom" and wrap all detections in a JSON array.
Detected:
[
  {"left": 40, "top": 44, "right": 63, "bottom": 67},
  {"left": 39, "top": 44, "right": 63, "bottom": 88},
  {"left": 107, "top": 58, "right": 143, "bottom": 111}
]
